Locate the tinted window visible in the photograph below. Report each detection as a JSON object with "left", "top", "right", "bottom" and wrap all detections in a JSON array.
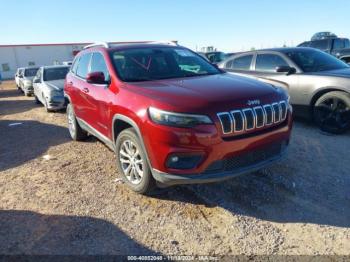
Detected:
[
  {"left": 345, "top": 39, "right": 350, "bottom": 48},
  {"left": 76, "top": 53, "right": 91, "bottom": 79},
  {"left": 255, "top": 54, "right": 289, "bottom": 72},
  {"left": 333, "top": 39, "right": 345, "bottom": 49},
  {"left": 44, "top": 67, "right": 69, "bottom": 81},
  {"left": 229, "top": 55, "right": 253, "bottom": 70},
  {"left": 284, "top": 49, "right": 349, "bottom": 72},
  {"left": 110, "top": 47, "right": 221, "bottom": 82},
  {"left": 24, "top": 68, "right": 39, "bottom": 77},
  {"left": 310, "top": 40, "right": 329, "bottom": 51},
  {"left": 90, "top": 53, "right": 110, "bottom": 81}
]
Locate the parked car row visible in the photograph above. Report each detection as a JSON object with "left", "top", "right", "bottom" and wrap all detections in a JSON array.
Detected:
[
  {"left": 15, "top": 65, "right": 70, "bottom": 111},
  {"left": 11, "top": 39, "right": 349, "bottom": 195}
]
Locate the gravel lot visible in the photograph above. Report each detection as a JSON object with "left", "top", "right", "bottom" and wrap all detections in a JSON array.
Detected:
[{"left": 0, "top": 81, "right": 349, "bottom": 256}]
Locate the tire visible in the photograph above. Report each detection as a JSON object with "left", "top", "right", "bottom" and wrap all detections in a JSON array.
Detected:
[
  {"left": 24, "top": 90, "right": 30, "bottom": 97},
  {"left": 66, "top": 103, "right": 88, "bottom": 141},
  {"left": 116, "top": 128, "right": 155, "bottom": 194},
  {"left": 314, "top": 91, "right": 350, "bottom": 134}
]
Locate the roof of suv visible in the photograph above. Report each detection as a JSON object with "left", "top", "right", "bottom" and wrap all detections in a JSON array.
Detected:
[{"left": 82, "top": 41, "right": 180, "bottom": 52}]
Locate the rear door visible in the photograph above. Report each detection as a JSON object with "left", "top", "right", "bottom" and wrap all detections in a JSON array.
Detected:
[
  {"left": 83, "top": 52, "right": 113, "bottom": 138},
  {"left": 252, "top": 52, "right": 300, "bottom": 104},
  {"left": 68, "top": 53, "right": 92, "bottom": 120}
]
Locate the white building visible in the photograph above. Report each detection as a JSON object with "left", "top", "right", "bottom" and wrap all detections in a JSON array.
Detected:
[{"left": 0, "top": 42, "right": 92, "bottom": 79}]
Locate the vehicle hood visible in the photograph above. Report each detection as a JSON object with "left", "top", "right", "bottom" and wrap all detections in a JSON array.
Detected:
[
  {"left": 126, "top": 73, "right": 285, "bottom": 112},
  {"left": 45, "top": 79, "right": 65, "bottom": 90},
  {"left": 309, "top": 68, "right": 350, "bottom": 78}
]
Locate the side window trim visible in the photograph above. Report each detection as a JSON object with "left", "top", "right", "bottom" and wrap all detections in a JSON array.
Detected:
[
  {"left": 90, "top": 52, "right": 111, "bottom": 82},
  {"left": 254, "top": 52, "right": 289, "bottom": 73},
  {"left": 227, "top": 53, "right": 254, "bottom": 71}
]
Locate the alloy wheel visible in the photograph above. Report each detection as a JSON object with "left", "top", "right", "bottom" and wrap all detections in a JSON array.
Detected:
[
  {"left": 316, "top": 97, "right": 350, "bottom": 132},
  {"left": 67, "top": 106, "right": 76, "bottom": 138},
  {"left": 119, "top": 140, "right": 144, "bottom": 185}
]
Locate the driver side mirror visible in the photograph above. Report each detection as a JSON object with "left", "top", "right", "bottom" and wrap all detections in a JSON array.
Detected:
[
  {"left": 86, "top": 72, "right": 109, "bottom": 85},
  {"left": 276, "top": 66, "right": 296, "bottom": 75}
]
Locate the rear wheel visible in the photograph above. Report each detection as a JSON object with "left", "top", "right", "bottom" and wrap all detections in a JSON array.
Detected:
[
  {"left": 314, "top": 91, "right": 350, "bottom": 134},
  {"left": 66, "top": 103, "right": 88, "bottom": 141},
  {"left": 116, "top": 128, "right": 155, "bottom": 194}
]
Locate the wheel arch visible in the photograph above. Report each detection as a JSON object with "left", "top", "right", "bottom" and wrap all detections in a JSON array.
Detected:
[
  {"left": 64, "top": 93, "right": 71, "bottom": 106},
  {"left": 112, "top": 114, "right": 154, "bottom": 171},
  {"left": 310, "top": 87, "right": 350, "bottom": 108}
]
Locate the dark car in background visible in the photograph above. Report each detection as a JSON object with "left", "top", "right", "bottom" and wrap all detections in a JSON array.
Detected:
[
  {"left": 199, "top": 51, "right": 228, "bottom": 64},
  {"left": 219, "top": 47, "right": 350, "bottom": 134},
  {"left": 298, "top": 37, "right": 350, "bottom": 64}
]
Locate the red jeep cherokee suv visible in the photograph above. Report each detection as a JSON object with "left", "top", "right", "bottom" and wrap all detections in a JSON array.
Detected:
[{"left": 64, "top": 41, "right": 292, "bottom": 194}]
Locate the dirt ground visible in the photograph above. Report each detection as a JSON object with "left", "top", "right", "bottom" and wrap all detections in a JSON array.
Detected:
[{"left": 0, "top": 81, "right": 349, "bottom": 256}]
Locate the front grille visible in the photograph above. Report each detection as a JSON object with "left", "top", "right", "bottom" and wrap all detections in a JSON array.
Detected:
[
  {"left": 203, "top": 142, "right": 285, "bottom": 174},
  {"left": 217, "top": 100, "right": 288, "bottom": 135}
]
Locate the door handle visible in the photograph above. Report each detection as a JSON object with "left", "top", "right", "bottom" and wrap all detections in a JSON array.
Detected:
[
  {"left": 67, "top": 81, "right": 73, "bottom": 86},
  {"left": 82, "top": 87, "right": 89, "bottom": 93}
]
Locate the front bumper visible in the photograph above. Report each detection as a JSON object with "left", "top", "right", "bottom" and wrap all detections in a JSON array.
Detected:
[
  {"left": 143, "top": 112, "right": 292, "bottom": 186},
  {"left": 23, "top": 85, "right": 34, "bottom": 94},
  {"left": 47, "top": 96, "right": 65, "bottom": 110},
  {"left": 152, "top": 141, "right": 287, "bottom": 186}
]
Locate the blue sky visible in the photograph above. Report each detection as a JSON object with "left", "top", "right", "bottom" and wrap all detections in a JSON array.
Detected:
[{"left": 1, "top": 0, "right": 349, "bottom": 52}]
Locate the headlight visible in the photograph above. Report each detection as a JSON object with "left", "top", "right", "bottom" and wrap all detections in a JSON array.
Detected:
[{"left": 149, "top": 107, "right": 212, "bottom": 128}]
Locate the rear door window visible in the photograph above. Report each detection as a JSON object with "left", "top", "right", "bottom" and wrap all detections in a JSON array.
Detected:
[
  {"left": 229, "top": 55, "right": 253, "bottom": 70},
  {"left": 255, "top": 54, "right": 289, "bottom": 72},
  {"left": 76, "top": 53, "right": 92, "bottom": 79}
]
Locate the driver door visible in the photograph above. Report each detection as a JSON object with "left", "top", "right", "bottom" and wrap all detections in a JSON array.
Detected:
[{"left": 251, "top": 52, "right": 300, "bottom": 104}]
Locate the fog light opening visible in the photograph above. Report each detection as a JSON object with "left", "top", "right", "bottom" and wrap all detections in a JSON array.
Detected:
[{"left": 166, "top": 153, "right": 203, "bottom": 170}]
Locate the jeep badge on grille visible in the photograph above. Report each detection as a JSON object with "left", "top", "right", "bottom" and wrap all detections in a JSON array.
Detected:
[{"left": 247, "top": 99, "right": 261, "bottom": 106}]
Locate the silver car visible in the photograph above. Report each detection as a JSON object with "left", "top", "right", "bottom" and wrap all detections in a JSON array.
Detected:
[
  {"left": 15, "top": 68, "right": 24, "bottom": 89},
  {"left": 219, "top": 47, "right": 350, "bottom": 134},
  {"left": 33, "top": 65, "right": 70, "bottom": 112},
  {"left": 18, "top": 67, "right": 39, "bottom": 96}
]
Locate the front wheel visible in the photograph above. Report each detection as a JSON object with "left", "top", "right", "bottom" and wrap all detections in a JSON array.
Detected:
[
  {"left": 66, "top": 103, "right": 88, "bottom": 141},
  {"left": 116, "top": 128, "right": 155, "bottom": 194},
  {"left": 314, "top": 91, "right": 350, "bottom": 134}
]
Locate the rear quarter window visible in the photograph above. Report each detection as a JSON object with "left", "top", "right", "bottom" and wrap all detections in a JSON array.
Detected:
[{"left": 228, "top": 55, "right": 253, "bottom": 70}]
